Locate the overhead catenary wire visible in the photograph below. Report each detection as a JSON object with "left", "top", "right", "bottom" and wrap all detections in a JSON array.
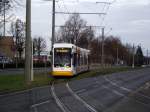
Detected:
[
  {"left": 55, "top": 25, "right": 105, "bottom": 28},
  {"left": 41, "top": 0, "right": 114, "bottom": 37},
  {"left": 96, "top": 0, "right": 111, "bottom": 26},
  {"left": 55, "top": 12, "right": 106, "bottom": 15},
  {"left": 56, "top": 2, "right": 67, "bottom": 22},
  {"left": 62, "top": 0, "right": 70, "bottom": 14}
]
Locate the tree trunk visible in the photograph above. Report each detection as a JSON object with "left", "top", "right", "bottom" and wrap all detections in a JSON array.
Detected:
[{"left": 19, "top": 51, "right": 22, "bottom": 61}]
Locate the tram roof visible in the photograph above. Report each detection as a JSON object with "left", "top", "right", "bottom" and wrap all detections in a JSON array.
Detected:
[
  {"left": 53, "top": 43, "right": 90, "bottom": 53},
  {"left": 54, "top": 43, "right": 75, "bottom": 48}
]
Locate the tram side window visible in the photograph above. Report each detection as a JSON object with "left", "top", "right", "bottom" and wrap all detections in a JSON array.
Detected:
[
  {"left": 82, "top": 56, "right": 84, "bottom": 65},
  {"left": 73, "top": 53, "right": 77, "bottom": 67},
  {"left": 80, "top": 56, "right": 82, "bottom": 65},
  {"left": 85, "top": 55, "right": 87, "bottom": 65},
  {"left": 78, "top": 54, "right": 80, "bottom": 66},
  {"left": 80, "top": 56, "right": 82, "bottom": 66},
  {"left": 83, "top": 55, "right": 86, "bottom": 65}
]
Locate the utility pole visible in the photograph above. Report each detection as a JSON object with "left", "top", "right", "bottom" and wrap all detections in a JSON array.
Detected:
[
  {"left": 117, "top": 47, "right": 118, "bottom": 65},
  {"left": 101, "top": 27, "right": 104, "bottom": 67},
  {"left": 51, "top": 0, "right": 55, "bottom": 69},
  {"left": 3, "top": 0, "right": 5, "bottom": 36},
  {"left": 147, "top": 49, "right": 149, "bottom": 65},
  {"left": 25, "top": 0, "right": 33, "bottom": 84},
  {"left": 132, "top": 44, "right": 135, "bottom": 68}
]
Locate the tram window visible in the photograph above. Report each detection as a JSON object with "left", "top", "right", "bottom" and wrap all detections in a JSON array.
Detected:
[
  {"left": 73, "top": 53, "right": 77, "bottom": 67},
  {"left": 78, "top": 54, "right": 80, "bottom": 66},
  {"left": 81, "top": 56, "right": 83, "bottom": 65},
  {"left": 85, "top": 55, "right": 87, "bottom": 65},
  {"left": 80, "top": 56, "right": 82, "bottom": 65},
  {"left": 83, "top": 55, "right": 85, "bottom": 65},
  {"left": 54, "top": 48, "right": 71, "bottom": 67}
]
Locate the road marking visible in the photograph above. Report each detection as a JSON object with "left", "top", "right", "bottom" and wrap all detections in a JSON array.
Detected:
[
  {"left": 145, "top": 82, "right": 150, "bottom": 89},
  {"left": 66, "top": 83, "right": 98, "bottom": 112},
  {"left": 104, "top": 76, "right": 150, "bottom": 100},
  {"left": 104, "top": 76, "right": 131, "bottom": 92},
  {"left": 94, "top": 78, "right": 124, "bottom": 97},
  {"left": 31, "top": 100, "right": 50, "bottom": 108},
  {"left": 101, "top": 76, "right": 150, "bottom": 108},
  {"left": 136, "top": 92, "right": 150, "bottom": 100},
  {"left": 93, "top": 85, "right": 99, "bottom": 88},
  {"left": 76, "top": 89, "right": 87, "bottom": 94},
  {"left": 51, "top": 83, "right": 70, "bottom": 112},
  {"left": 102, "top": 85, "right": 124, "bottom": 97}
]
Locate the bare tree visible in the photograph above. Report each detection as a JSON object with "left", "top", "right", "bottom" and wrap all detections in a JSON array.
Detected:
[
  {"left": 0, "top": 0, "right": 11, "bottom": 16},
  {"left": 0, "top": 0, "right": 23, "bottom": 18},
  {"left": 77, "top": 26, "right": 94, "bottom": 48},
  {"left": 10, "top": 19, "right": 25, "bottom": 60},
  {"left": 56, "top": 14, "right": 134, "bottom": 66},
  {"left": 57, "top": 14, "right": 87, "bottom": 44},
  {"left": 33, "top": 37, "right": 46, "bottom": 61},
  {"left": 0, "top": 0, "right": 23, "bottom": 36}
]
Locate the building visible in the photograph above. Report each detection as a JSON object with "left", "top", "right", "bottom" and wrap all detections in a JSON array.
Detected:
[
  {"left": 0, "top": 36, "right": 15, "bottom": 59},
  {"left": 33, "top": 51, "right": 50, "bottom": 63}
]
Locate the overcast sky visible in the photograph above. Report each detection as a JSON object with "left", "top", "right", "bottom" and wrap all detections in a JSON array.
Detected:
[{"left": 15, "top": 0, "right": 150, "bottom": 54}]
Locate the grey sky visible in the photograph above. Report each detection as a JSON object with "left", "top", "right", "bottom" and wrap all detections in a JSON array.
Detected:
[{"left": 15, "top": 0, "right": 150, "bottom": 54}]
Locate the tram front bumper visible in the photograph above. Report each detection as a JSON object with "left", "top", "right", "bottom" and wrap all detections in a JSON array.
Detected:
[{"left": 52, "top": 71, "right": 73, "bottom": 76}]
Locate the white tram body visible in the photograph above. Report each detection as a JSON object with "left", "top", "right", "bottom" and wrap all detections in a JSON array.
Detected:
[{"left": 52, "top": 43, "right": 90, "bottom": 76}]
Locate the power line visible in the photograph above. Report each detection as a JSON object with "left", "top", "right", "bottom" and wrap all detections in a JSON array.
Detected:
[
  {"left": 96, "top": 1, "right": 111, "bottom": 26},
  {"left": 95, "top": 1, "right": 112, "bottom": 36},
  {"left": 96, "top": 2, "right": 112, "bottom": 5},
  {"left": 62, "top": 0, "right": 70, "bottom": 14},
  {"left": 56, "top": 2, "right": 67, "bottom": 21},
  {"left": 105, "top": 27, "right": 112, "bottom": 36},
  {"left": 55, "top": 12, "right": 106, "bottom": 15},
  {"left": 55, "top": 25, "right": 105, "bottom": 28}
]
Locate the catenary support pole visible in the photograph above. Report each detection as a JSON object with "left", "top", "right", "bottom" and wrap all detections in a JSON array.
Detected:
[
  {"left": 25, "top": 0, "right": 33, "bottom": 84},
  {"left": 132, "top": 44, "right": 135, "bottom": 68},
  {"left": 101, "top": 27, "right": 104, "bottom": 67},
  {"left": 51, "top": 0, "right": 55, "bottom": 69}
]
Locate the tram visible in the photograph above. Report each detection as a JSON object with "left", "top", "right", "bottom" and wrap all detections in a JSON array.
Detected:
[{"left": 51, "top": 43, "right": 90, "bottom": 76}]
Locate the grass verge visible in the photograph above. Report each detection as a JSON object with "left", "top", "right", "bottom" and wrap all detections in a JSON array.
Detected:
[
  {"left": 0, "top": 66, "right": 141, "bottom": 94},
  {"left": 0, "top": 73, "right": 53, "bottom": 94}
]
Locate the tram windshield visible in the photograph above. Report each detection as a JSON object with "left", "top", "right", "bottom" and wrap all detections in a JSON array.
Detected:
[{"left": 54, "top": 48, "right": 71, "bottom": 67}]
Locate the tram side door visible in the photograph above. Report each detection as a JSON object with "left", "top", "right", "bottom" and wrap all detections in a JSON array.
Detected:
[{"left": 73, "top": 53, "right": 77, "bottom": 74}]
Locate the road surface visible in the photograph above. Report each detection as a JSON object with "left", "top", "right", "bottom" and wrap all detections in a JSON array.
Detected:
[
  {"left": 0, "top": 68, "right": 51, "bottom": 75},
  {"left": 0, "top": 68, "right": 150, "bottom": 112}
]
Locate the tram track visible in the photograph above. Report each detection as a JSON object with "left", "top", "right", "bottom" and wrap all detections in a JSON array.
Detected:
[
  {"left": 51, "top": 81, "right": 98, "bottom": 112},
  {"left": 51, "top": 82, "right": 71, "bottom": 112},
  {"left": 1, "top": 68, "right": 150, "bottom": 112},
  {"left": 67, "top": 69, "right": 150, "bottom": 112}
]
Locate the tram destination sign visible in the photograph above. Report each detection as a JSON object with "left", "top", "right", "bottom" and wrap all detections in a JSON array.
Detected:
[{"left": 55, "top": 48, "right": 70, "bottom": 53}]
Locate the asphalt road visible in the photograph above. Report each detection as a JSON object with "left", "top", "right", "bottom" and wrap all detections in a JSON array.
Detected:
[
  {"left": 0, "top": 68, "right": 51, "bottom": 75},
  {"left": 0, "top": 68, "right": 150, "bottom": 112}
]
